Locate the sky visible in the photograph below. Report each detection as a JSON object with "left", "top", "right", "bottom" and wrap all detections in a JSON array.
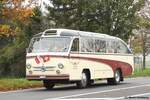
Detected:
[{"left": 38, "top": 0, "right": 51, "bottom": 13}]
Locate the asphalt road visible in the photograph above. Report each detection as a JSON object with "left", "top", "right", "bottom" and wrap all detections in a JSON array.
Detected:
[{"left": 0, "top": 77, "right": 150, "bottom": 100}]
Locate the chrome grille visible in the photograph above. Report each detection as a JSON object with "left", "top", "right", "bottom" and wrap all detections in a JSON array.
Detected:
[{"left": 33, "top": 66, "right": 56, "bottom": 72}]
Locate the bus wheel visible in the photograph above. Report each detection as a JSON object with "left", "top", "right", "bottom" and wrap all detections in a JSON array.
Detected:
[
  {"left": 43, "top": 80, "right": 55, "bottom": 90},
  {"left": 107, "top": 69, "right": 121, "bottom": 85},
  {"left": 76, "top": 72, "right": 88, "bottom": 88}
]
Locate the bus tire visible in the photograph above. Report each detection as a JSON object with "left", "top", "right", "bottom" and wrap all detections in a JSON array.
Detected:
[
  {"left": 76, "top": 71, "right": 88, "bottom": 88},
  {"left": 43, "top": 80, "right": 55, "bottom": 90},
  {"left": 107, "top": 69, "right": 121, "bottom": 85},
  {"left": 89, "top": 80, "right": 94, "bottom": 86}
]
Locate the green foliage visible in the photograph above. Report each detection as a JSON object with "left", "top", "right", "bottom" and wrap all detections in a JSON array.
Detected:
[
  {"left": 138, "top": 17, "right": 150, "bottom": 29},
  {"left": 131, "top": 17, "right": 150, "bottom": 54},
  {"left": 131, "top": 68, "right": 150, "bottom": 77},
  {"left": 0, "top": 1, "right": 2, "bottom": 16},
  {"left": 137, "top": 17, "right": 150, "bottom": 69},
  {"left": 0, "top": 31, "right": 27, "bottom": 76},
  {"left": 0, "top": 7, "right": 44, "bottom": 77},
  {"left": 47, "top": 0, "right": 145, "bottom": 40},
  {"left": 131, "top": 37, "right": 143, "bottom": 54},
  {"left": 24, "top": 7, "right": 50, "bottom": 40}
]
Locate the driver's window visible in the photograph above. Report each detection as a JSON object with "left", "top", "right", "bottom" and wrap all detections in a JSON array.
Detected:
[{"left": 71, "top": 38, "right": 79, "bottom": 52}]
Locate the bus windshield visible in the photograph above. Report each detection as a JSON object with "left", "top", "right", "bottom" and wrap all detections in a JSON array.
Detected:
[{"left": 28, "top": 37, "right": 71, "bottom": 53}]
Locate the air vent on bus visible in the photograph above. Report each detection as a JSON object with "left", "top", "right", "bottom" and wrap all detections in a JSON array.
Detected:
[{"left": 43, "top": 30, "right": 57, "bottom": 36}]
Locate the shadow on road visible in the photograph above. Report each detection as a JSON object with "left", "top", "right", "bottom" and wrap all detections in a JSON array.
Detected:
[{"left": 33, "top": 82, "right": 130, "bottom": 92}]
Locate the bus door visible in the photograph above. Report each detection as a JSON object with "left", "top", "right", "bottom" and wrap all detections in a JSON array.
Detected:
[{"left": 69, "top": 38, "right": 80, "bottom": 69}]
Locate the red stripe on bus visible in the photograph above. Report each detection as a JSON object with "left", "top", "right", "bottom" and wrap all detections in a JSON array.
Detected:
[{"left": 70, "top": 56, "right": 133, "bottom": 76}]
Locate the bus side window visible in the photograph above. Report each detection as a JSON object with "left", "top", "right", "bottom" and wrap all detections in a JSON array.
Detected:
[
  {"left": 81, "top": 38, "right": 94, "bottom": 52},
  {"left": 95, "top": 39, "right": 106, "bottom": 53},
  {"left": 117, "top": 42, "right": 129, "bottom": 54},
  {"left": 71, "top": 38, "right": 79, "bottom": 52},
  {"left": 107, "top": 40, "right": 117, "bottom": 53}
]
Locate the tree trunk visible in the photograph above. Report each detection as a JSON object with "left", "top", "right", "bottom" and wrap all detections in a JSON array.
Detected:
[
  {"left": 142, "top": 33, "right": 146, "bottom": 70},
  {"left": 142, "top": 44, "right": 146, "bottom": 70},
  {"left": 143, "top": 52, "right": 146, "bottom": 70}
]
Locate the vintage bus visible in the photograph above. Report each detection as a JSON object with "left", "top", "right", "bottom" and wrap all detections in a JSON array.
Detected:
[{"left": 26, "top": 29, "right": 134, "bottom": 89}]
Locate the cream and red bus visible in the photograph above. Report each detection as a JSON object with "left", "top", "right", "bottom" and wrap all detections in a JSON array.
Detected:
[{"left": 26, "top": 29, "right": 134, "bottom": 89}]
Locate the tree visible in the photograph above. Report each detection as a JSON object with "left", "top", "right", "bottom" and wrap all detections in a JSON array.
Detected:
[
  {"left": 130, "top": 33, "right": 143, "bottom": 54},
  {"left": 0, "top": 0, "right": 44, "bottom": 77},
  {"left": 0, "top": 1, "right": 2, "bottom": 16},
  {"left": 0, "top": 0, "right": 37, "bottom": 37},
  {"left": 134, "top": 18, "right": 150, "bottom": 70},
  {"left": 24, "top": 7, "right": 51, "bottom": 40},
  {"left": 131, "top": 0, "right": 150, "bottom": 70},
  {"left": 46, "top": 0, "right": 144, "bottom": 40}
]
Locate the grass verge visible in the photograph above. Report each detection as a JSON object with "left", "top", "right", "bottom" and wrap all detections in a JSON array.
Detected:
[
  {"left": 131, "top": 68, "right": 150, "bottom": 77},
  {"left": 0, "top": 78, "right": 42, "bottom": 91}
]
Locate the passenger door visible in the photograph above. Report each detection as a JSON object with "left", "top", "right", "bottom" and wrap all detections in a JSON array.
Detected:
[{"left": 69, "top": 38, "right": 80, "bottom": 69}]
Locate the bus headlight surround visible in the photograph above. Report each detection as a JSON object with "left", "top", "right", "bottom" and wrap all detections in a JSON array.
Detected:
[
  {"left": 26, "top": 64, "right": 31, "bottom": 69},
  {"left": 58, "top": 63, "right": 64, "bottom": 69}
]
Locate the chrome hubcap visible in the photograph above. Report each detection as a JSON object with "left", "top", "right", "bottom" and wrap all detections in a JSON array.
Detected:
[
  {"left": 81, "top": 73, "right": 87, "bottom": 87},
  {"left": 115, "top": 71, "right": 120, "bottom": 82}
]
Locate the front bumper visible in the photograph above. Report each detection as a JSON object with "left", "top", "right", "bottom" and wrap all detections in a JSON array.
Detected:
[{"left": 26, "top": 74, "right": 69, "bottom": 80}]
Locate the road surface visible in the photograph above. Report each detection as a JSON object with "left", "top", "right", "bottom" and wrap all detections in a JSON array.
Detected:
[{"left": 0, "top": 77, "right": 150, "bottom": 100}]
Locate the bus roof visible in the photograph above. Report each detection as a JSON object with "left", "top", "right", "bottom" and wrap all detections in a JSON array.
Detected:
[
  {"left": 34, "top": 28, "right": 129, "bottom": 50},
  {"left": 41, "top": 28, "right": 119, "bottom": 39}
]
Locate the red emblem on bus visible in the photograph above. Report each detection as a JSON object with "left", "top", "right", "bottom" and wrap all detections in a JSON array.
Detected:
[{"left": 35, "top": 55, "right": 50, "bottom": 64}]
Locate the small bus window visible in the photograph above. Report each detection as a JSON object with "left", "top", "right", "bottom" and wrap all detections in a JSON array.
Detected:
[
  {"left": 81, "top": 37, "right": 94, "bottom": 52},
  {"left": 71, "top": 38, "right": 79, "bottom": 52},
  {"left": 107, "top": 40, "right": 118, "bottom": 53},
  {"left": 117, "top": 42, "right": 131, "bottom": 54},
  {"left": 95, "top": 39, "right": 106, "bottom": 53}
]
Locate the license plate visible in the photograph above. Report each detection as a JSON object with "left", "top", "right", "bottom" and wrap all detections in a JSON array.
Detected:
[{"left": 40, "top": 75, "right": 46, "bottom": 79}]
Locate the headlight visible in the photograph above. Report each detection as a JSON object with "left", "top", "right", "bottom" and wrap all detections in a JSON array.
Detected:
[
  {"left": 58, "top": 63, "right": 64, "bottom": 69},
  {"left": 26, "top": 64, "right": 31, "bottom": 69}
]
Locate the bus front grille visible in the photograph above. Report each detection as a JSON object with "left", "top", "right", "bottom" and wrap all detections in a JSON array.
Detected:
[{"left": 33, "top": 66, "right": 56, "bottom": 72}]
